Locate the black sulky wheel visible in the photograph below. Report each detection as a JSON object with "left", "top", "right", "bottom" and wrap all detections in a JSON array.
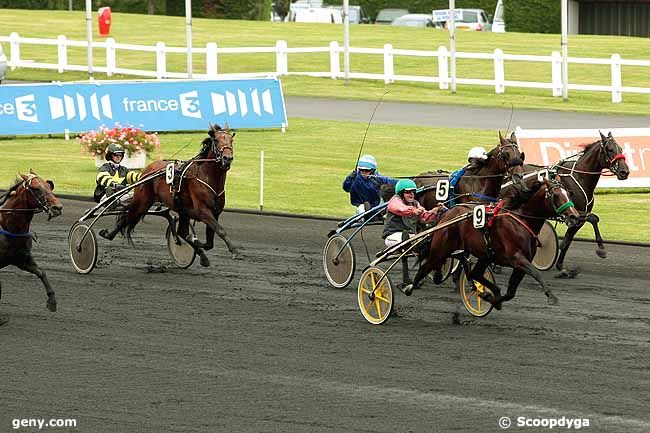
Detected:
[
  {"left": 166, "top": 223, "right": 197, "bottom": 269},
  {"left": 68, "top": 222, "right": 98, "bottom": 274},
  {"left": 323, "top": 234, "right": 356, "bottom": 289},
  {"left": 357, "top": 266, "right": 393, "bottom": 325},
  {"left": 532, "top": 220, "right": 559, "bottom": 271},
  {"left": 458, "top": 266, "right": 496, "bottom": 318}
]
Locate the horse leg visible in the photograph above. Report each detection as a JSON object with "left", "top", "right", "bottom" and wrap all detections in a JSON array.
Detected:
[
  {"left": 16, "top": 255, "right": 56, "bottom": 312},
  {"left": 555, "top": 220, "right": 583, "bottom": 279},
  {"left": 212, "top": 211, "right": 240, "bottom": 259},
  {"left": 497, "top": 268, "right": 526, "bottom": 305},
  {"left": 99, "top": 195, "right": 153, "bottom": 242},
  {"left": 177, "top": 215, "right": 210, "bottom": 268},
  {"left": 521, "top": 261, "right": 559, "bottom": 305},
  {"left": 586, "top": 213, "right": 607, "bottom": 258},
  {"left": 469, "top": 258, "right": 504, "bottom": 310}
]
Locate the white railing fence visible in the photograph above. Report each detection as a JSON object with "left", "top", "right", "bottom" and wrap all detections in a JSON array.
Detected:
[{"left": 2, "top": 32, "right": 650, "bottom": 104}]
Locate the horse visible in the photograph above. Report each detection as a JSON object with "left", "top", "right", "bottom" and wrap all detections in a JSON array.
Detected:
[
  {"left": 0, "top": 170, "right": 63, "bottom": 312},
  {"left": 408, "top": 131, "right": 528, "bottom": 210},
  {"left": 404, "top": 176, "right": 580, "bottom": 308},
  {"left": 502, "top": 131, "right": 630, "bottom": 278},
  {"left": 99, "top": 124, "right": 238, "bottom": 267}
]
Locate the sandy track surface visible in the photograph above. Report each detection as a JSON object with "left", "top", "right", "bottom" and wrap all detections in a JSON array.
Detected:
[{"left": 1, "top": 198, "right": 649, "bottom": 433}]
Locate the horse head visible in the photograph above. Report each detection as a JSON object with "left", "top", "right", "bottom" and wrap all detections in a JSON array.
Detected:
[
  {"left": 487, "top": 131, "right": 527, "bottom": 191},
  {"left": 206, "top": 123, "right": 235, "bottom": 170},
  {"left": 19, "top": 169, "right": 63, "bottom": 220},
  {"left": 541, "top": 175, "right": 579, "bottom": 226},
  {"left": 598, "top": 131, "right": 629, "bottom": 180}
]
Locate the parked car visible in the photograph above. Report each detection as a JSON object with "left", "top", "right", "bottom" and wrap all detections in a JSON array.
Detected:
[
  {"left": 0, "top": 44, "right": 7, "bottom": 83},
  {"left": 289, "top": 7, "right": 343, "bottom": 23},
  {"left": 391, "top": 14, "right": 439, "bottom": 28},
  {"left": 432, "top": 8, "right": 492, "bottom": 31},
  {"left": 374, "top": 8, "right": 409, "bottom": 24},
  {"left": 492, "top": 0, "right": 506, "bottom": 33},
  {"left": 329, "top": 5, "right": 370, "bottom": 24}
]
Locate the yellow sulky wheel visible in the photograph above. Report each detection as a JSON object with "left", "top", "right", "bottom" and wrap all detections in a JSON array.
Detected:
[
  {"left": 532, "top": 220, "right": 559, "bottom": 271},
  {"left": 357, "top": 266, "right": 393, "bottom": 325},
  {"left": 458, "top": 266, "right": 496, "bottom": 317}
]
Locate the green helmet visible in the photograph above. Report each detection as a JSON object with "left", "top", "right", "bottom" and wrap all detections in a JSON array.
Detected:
[
  {"left": 395, "top": 179, "right": 417, "bottom": 195},
  {"left": 105, "top": 143, "right": 125, "bottom": 161}
]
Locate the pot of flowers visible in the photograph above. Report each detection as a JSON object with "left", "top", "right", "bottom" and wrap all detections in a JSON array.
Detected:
[{"left": 78, "top": 125, "right": 160, "bottom": 169}]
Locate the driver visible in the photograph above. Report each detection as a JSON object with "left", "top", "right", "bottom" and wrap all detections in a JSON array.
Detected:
[
  {"left": 94, "top": 143, "right": 142, "bottom": 204},
  {"left": 383, "top": 178, "right": 444, "bottom": 292},
  {"left": 466, "top": 146, "right": 488, "bottom": 171},
  {"left": 342, "top": 154, "right": 397, "bottom": 214}
]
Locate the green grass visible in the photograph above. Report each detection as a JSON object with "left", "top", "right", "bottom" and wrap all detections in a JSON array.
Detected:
[
  {"left": 2, "top": 9, "right": 650, "bottom": 114},
  {"left": 2, "top": 118, "right": 648, "bottom": 242}
]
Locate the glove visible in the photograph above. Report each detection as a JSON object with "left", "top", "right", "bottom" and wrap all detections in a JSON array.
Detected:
[
  {"left": 350, "top": 170, "right": 357, "bottom": 179},
  {"left": 110, "top": 182, "right": 126, "bottom": 191}
]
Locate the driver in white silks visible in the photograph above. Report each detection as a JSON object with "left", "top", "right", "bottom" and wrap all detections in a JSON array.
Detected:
[
  {"left": 94, "top": 143, "right": 142, "bottom": 207},
  {"left": 466, "top": 146, "right": 489, "bottom": 171}
]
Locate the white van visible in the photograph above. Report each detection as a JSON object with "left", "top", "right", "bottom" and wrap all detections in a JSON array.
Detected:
[
  {"left": 289, "top": 7, "right": 343, "bottom": 23},
  {"left": 492, "top": 0, "right": 506, "bottom": 33}
]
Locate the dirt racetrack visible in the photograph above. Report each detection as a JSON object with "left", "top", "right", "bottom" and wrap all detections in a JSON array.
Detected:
[{"left": 1, "top": 197, "right": 649, "bottom": 433}]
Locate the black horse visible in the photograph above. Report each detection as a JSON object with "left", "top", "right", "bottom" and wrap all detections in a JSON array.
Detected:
[
  {"left": 0, "top": 171, "right": 63, "bottom": 313},
  {"left": 502, "top": 131, "right": 630, "bottom": 278}
]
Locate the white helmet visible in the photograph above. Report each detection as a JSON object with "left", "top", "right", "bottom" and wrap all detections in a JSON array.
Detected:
[
  {"left": 357, "top": 154, "right": 377, "bottom": 171},
  {"left": 467, "top": 147, "right": 488, "bottom": 161}
]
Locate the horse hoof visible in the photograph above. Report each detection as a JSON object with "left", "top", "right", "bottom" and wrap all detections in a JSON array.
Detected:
[
  {"left": 494, "top": 302, "right": 503, "bottom": 311},
  {"left": 433, "top": 271, "right": 443, "bottom": 285},
  {"left": 47, "top": 302, "right": 57, "bottom": 312},
  {"left": 596, "top": 249, "right": 607, "bottom": 259},
  {"left": 547, "top": 294, "right": 559, "bottom": 306},
  {"left": 400, "top": 284, "right": 413, "bottom": 296},
  {"left": 199, "top": 256, "right": 210, "bottom": 267},
  {"left": 231, "top": 250, "right": 241, "bottom": 260},
  {"left": 99, "top": 229, "right": 114, "bottom": 241},
  {"left": 555, "top": 269, "right": 572, "bottom": 279}
]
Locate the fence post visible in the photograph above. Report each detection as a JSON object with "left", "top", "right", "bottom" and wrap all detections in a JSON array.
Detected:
[
  {"left": 276, "top": 40, "right": 288, "bottom": 76},
  {"left": 494, "top": 48, "right": 505, "bottom": 94},
  {"left": 438, "top": 46, "right": 449, "bottom": 90},
  {"left": 156, "top": 42, "right": 166, "bottom": 80},
  {"left": 383, "top": 43, "right": 394, "bottom": 84},
  {"left": 551, "top": 51, "right": 562, "bottom": 97},
  {"left": 57, "top": 35, "right": 67, "bottom": 74},
  {"left": 610, "top": 54, "right": 622, "bottom": 103},
  {"left": 329, "top": 41, "right": 340, "bottom": 79},
  {"left": 206, "top": 42, "right": 218, "bottom": 78},
  {"left": 9, "top": 32, "right": 20, "bottom": 70},
  {"left": 105, "top": 37, "right": 116, "bottom": 77}
]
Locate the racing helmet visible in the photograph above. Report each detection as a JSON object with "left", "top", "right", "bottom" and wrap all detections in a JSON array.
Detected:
[
  {"left": 105, "top": 143, "right": 126, "bottom": 161},
  {"left": 357, "top": 154, "right": 377, "bottom": 171},
  {"left": 395, "top": 179, "right": 417, "bottom": 195},
  {"left": 467, "top": 146, "right": 488, "bottom": 162}
]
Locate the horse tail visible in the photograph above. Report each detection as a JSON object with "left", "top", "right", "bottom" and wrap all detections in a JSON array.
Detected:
[{"left": 122, "top": 177, "right": 156, "bottom": 245}]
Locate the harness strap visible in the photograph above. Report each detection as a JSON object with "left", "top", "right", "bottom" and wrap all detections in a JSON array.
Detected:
[
  {"left": 503, "top": 212, "right": 541, "bottom": 247},
  {"left": 0, "top": 226, "right": 33, "bottom": 238}
]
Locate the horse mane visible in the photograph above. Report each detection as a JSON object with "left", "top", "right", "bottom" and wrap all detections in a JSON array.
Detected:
[
  {"left": 198, "top": 123, "right": 224, "bottom": 158},
  {"left": 504, "top": 180, "right": 542, "bottom": 210},
  {"left": 0, "top": 177, "right": 25, "bottom": 206},
  {"left": 578, "top": 140, "right": 600, "bottom": 151}
]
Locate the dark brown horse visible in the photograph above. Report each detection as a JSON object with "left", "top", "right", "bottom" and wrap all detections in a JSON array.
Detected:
[
  {"left": 404, "top": 177, "right": 580, "bottom": 308},
  {"left": 99, "top": 124, "right": 238, "bottom": 267},
  {"left": 502, "top": 131, "right": 630, "bottom": 278},
  {"left": 0, "top": 170, "right": 63, "bottom": 313},
  {"left": 414, "top": 132, "right": 527, "bottom": 210}
]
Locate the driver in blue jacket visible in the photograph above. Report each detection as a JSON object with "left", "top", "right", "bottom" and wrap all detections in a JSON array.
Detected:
[{"left": 342, "top": 154, "right": 397, "bottom": 214}]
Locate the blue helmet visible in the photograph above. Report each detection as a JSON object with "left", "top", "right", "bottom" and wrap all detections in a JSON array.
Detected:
[{"left": 357, "top": 154, "right": 377, "bottom": 171}]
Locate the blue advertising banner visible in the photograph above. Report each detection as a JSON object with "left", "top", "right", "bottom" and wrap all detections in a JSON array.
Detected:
[{"left": 0, "top": 78, "right": 288, "bottom": 135}]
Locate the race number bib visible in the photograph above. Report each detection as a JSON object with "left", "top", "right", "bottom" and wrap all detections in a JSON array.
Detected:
[
  {"left": 436, "top": 179, "right": 450, "bottom": 201},
  {"left": 473, "top": 205, "right": 486, "bottom": 229},
  {"left": 537, "top": 169, "right": 548, "bottom": 183},
  {"left": 165, "top": 163, "right": 175, "bottom": 185}
]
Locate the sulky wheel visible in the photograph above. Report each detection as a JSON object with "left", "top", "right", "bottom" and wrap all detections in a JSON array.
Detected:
[
  {"left": 166, "top": 224, "right": 197, "bottom": 269},
  {"left": 357, "top": 266, "right": 393, "bottom": 325},
  {"left": 323, "top": 234, "right": 356, "bottom": 289},
  {"left": 458, "top": 266, "right": 496, "bottom": 318},
  {"left": 68, "top": 222, "right": 98, "bottom": 274},
  {"left": 531, "top": 220, "right": 559, "bottom": 271}
]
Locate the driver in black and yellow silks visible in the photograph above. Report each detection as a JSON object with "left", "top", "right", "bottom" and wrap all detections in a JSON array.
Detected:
[{"left": 93, "top": 143, "right": 142, "bottom": 203}]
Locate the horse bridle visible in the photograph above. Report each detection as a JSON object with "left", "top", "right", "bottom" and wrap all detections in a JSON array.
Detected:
[
  {"left": 207, "top": 129, "right": 234, "bottom": 165},
  {"left": 23, "top": 175, "right": 55, "bottom": 215},
  {"left": 497, "top": 141, "right": 525, "bottom": 179},
  {"left": 545, "top": 178, "right": 575, "bottom": 218},
  {"left": 599, "top": 136, "right": 627, "bottom": 176}
]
